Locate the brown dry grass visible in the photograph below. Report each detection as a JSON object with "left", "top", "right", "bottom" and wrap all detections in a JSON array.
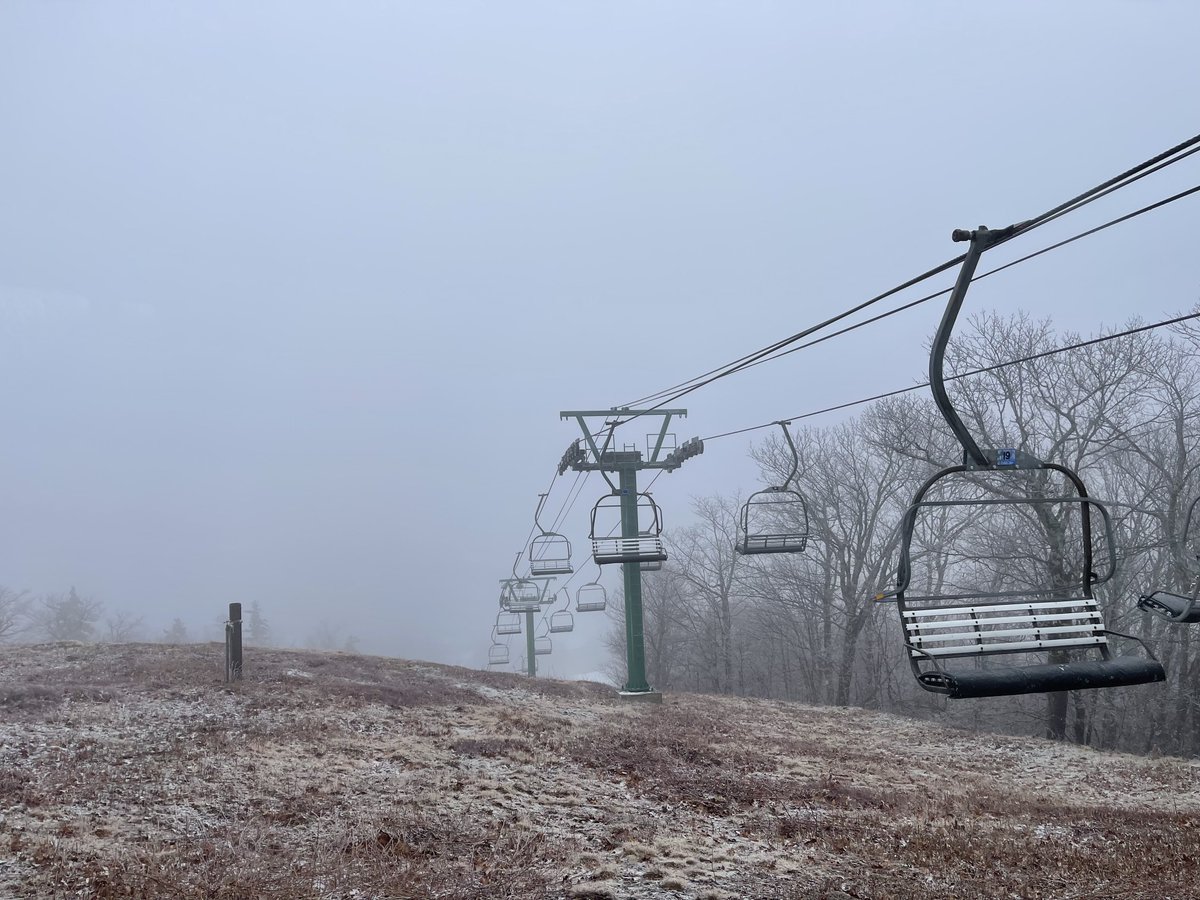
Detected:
[{"left": 1, "top": 641, "right": 1198, "bottom": 899}]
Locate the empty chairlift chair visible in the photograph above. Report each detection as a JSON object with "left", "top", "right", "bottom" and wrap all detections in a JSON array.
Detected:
[
  {"left": 548, "top": 592, "right": 575, "bottom": 633},
  {"left": 737, "top": 421, "right": 810, "bottom": 555},
  {"left": 1139, "top": 496, "right": 1200, "bottom": 623},
  {"left": 534, "top": 635, "right": 552, "bottom": 656},
  {"left": 590, "top": 492, "right": 668, "bottom": 566},
  {"left": 488, "top": 642, "right": 510, "bottom": 666},
  {"left": 495, "top": 611, "right": 522, "bottom": 635},
  {"left": 528, "top": 492, "right": 574, "bottom": 576},
  {"left": 575, "top": 572, "right": 608, "bottom": 613},
  {"left": 877, "top": 224, "right": 1164, "bottom": 700}
]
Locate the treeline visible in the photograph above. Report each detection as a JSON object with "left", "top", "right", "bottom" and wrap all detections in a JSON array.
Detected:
[
  {"left": 0, "top": 588, "right": 274, "bottom": 646},
  {"left": 609, "top": 311, "right": 1200, "bottom": 755}
]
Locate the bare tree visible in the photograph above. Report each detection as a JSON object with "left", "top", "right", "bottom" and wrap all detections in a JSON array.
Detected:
[
  {"left": 0, "top": 587, "right": 30, "bottom": 643},
  {"left": 103, "top": 610, "right": 145, "bottom": 642}
]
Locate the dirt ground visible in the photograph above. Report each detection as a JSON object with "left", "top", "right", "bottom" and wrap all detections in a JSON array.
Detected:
[{"left": 0, "top": 642, "right": 1196, "bottom": 899}]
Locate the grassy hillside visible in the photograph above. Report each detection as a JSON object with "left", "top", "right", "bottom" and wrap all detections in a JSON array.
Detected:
[{"left": 0, "top": 642, "right": 1197, "bottom": 899}]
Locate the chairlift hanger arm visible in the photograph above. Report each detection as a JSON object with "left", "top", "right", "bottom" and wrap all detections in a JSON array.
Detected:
[
  {"left": 533, "top": 493, "right": 551, "bottom": 534},
  {"left": 777, "top": 421, "right": 799, "bottom": 490},
  {"left": 931, "top": 225, "right": 1022, "bottom": 468}
]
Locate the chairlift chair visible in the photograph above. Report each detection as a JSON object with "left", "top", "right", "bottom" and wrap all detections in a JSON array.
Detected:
[
  {"left": 534, "top": 635, "right": 552, "bottom": 656},
  {"left": 529, "top": 492, "right": 574, "bottom": 576},
  {"left": 878, "top": 224, "right": 1164, "bottom": 700},
  {"left": 737, "top": 422, "right": 811, "bottom": 555},
  {"left": 548, "top": 591, "right": 575, "bottom": 633},
  {"left": 488, "top": 643, "right": 510, "bottom": 666},
  {"left": 495, "top": 611, "right": 522, "bottom": 635},
  {"left": 1139, "top": 496, "right": 1200, "bottom": 623},
  {"left": 575, "top": 575, "right": 608, "bottom": 613},
  {"left": 590, "top": 492, "right": 668, "bottom": 565}
]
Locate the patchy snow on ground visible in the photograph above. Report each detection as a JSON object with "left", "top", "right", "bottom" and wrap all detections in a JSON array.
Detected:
[{"left": 0, "top": 641, "right": 1197, "bottom": 899}]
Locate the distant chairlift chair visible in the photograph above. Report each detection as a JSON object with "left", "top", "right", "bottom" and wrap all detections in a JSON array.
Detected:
[
  {"left": 529, "top": 492, "right": 574, "bottom": 576},
  {"left": 549, "top": 591, "right": 575, "bottom": 633},
  {"left": 575, "top": 571, "right": 608, "bottom": 613},
  {"left": 1139, "top": 496, "right": 1200, "bottom": 623},
  {"left": 488, "top": 642, "right": 510, "bottom": 666},
  {"left": 495, "top": 611, "right": 522, "bottom": 635},
  {"left": 877, "top": 224, "right": 1165, "bottom": 700},
  {"left": 736, "top": 421, "right": 810, "bottom": 555},
  {"left": 534, "top": 635, "right": 553, "bottom": 656}
]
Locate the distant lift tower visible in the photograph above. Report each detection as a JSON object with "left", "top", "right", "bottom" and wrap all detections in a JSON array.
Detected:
[
  {"left": 499, "top": 560, "right": 556, "bottom": 678},
  {"left": 560, "top": 408, "right": 703, "bottom": 700}
]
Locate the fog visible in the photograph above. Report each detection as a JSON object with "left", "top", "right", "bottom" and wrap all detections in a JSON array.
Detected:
[{"left": 1, "top": 2, "right": 1196, "bottom": 675}]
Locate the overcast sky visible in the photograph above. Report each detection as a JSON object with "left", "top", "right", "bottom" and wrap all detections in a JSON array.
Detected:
[{"left": 1, "top": 2, "right": 1197, "bottom": 677}]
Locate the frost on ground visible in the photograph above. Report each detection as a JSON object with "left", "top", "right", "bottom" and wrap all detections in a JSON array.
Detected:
[{"left": 0, "top": 642, "right": 1197, "bottom": 899}]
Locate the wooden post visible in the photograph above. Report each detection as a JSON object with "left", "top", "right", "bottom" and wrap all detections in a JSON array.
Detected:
[{"left": 227, "top": 602, "right": 243, "bottom": 682}]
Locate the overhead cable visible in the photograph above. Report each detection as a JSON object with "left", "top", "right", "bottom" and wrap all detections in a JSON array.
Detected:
[
  {"left": 701, "top": 309, "right": 1200, "bottom": 442},
  {"left": 615, "top": 132, "right": 1200, "bottom": 416}
]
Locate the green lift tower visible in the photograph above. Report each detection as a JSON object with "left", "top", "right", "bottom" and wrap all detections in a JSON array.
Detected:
[{"left": 559, "top": 408, "right": 703, "bottom": 701}]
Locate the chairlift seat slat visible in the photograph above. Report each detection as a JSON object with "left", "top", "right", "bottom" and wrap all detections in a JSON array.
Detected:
[
  {"left": 910, "top": 632, "right": 1106, "bottom": 656},
  {"left": 907, "top": 611, "right": 1103, "bottom": 631},
  {"left": 901, "top": 598, "right": 1096, "bottom": 618}
]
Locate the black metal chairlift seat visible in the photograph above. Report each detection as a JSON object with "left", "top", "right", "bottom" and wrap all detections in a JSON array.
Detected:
[
  {"left": 488, "top": 643, "right": 510, "bottom": 666},
  {"left": 495, "top": 612, "right": 522, "bottom": 635},
  {"left": 737, "top": 421, "right": 811, "bottom": 556},
  {"left": 529, "top": 492, "right": 574, "bottom": 576},
  {"left": 1138, "top": 496, "right": 1200, "bottom": 623},
  {"left": 548, "top": 591, "right": 575, "bottom": 633},
  {"left": 590, "top": 492, "right": 668, "bottom": 566},
  {"left": 1139, "top": 589, "right": 1200, "bottom": 623},
  {"left": 880, "top": 224, "right": 1164, "bottom": 699},
  {"left": 575, "top": 574, "right": 608, "bottom": 613}
]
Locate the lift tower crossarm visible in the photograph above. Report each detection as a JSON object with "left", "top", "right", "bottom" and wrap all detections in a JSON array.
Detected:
[{"left": 560, "top": 409, "right": 689, "bottom": 469}]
